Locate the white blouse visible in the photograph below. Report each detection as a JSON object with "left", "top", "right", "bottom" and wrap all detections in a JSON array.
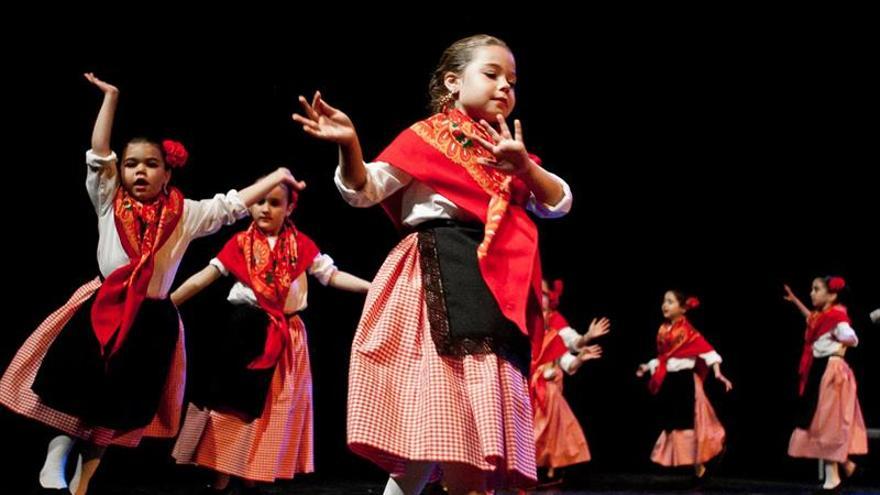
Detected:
[
  {"left": 647, "top": 352, "right": 723, "bottom": 375},
  {"left": 209, "top": 236, "right": 338, "bottom": 314},
  {"left": 334, "top": 161, "right": 572, "bottom": 226},
  {"left": 87, "top": 149, "right": 249, "bottom": 299},
  {"left": 812, "top": 322, "right": 859, "bottom": 358},
  {"left": 554, "top": 326, "right": 589, "bottom": 376}
]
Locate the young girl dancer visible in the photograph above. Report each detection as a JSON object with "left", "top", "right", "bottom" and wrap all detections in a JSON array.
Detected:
[
  {"left": 784, "top": 278, "right": 867, "bottom": 490},
  {"left": 0, "top": 73, "right": 302, "bottom": 495},
  {"left": 532, "top": 279, "right": 609, "bottom": 482},
  {"left": 170, "top": 181, "right": 370, "bottom": 494},
  {"left": 636, "top": 290, "right": 732, "bottom": 480},
  {"left": 293, "top": 34, "right": 574, "bottom": 494}
]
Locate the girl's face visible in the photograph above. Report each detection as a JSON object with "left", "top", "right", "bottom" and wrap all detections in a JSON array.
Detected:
[
  {"left": 446, "top": 45, "right": 517, "bottom": 123},
  {"left": 249, "top": 184, "right": 294, "bottom": 236},
  {"left": 810, "top": 278, "right": 836, "bottom": 309},
  {"left": 121, "top": 142, "right": 171, "bottom": 202},
  {"left": 541, "top": 279, "right": 551, "bottom": 312},
  {"left": 661, "top": 291, "right": 686, "bottom": 321}
]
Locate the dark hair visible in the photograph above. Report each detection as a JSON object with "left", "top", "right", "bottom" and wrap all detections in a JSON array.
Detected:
[
  {"left": 122, "top": 137, "right": 169, "bottom": 169},
  {"left": 668, "top": 289, "right": 700, "bottom": 311},
  {"left": 255, "top": 172, "right": 298, "bottom": 212},
  {"left": 278, "top": 181, "right": 299, "bottom": 210},
  {"left": 816, "top": 275, "right": 847, "bottom": 302}
]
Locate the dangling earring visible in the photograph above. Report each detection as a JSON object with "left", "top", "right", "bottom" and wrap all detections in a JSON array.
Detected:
[
  {"left": 162, "top": 181, "right": 170, "bottom": 195},
  {"left": 439, "top": 92, "right": 456, "bottom": 112}
]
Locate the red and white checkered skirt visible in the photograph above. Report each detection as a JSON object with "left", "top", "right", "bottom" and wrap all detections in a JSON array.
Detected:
[
  {"left": 347, "top": 233, "right": 537, "bottom": 489},
  {"left": 0, "top": 277, "right": 185, "bottom": 447},
  {"left": 172, "top": 315, "right": 314, "bottom": 482}
]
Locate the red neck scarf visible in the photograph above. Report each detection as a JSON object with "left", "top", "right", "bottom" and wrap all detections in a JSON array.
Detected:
[
  {"left": 91, "top": 186, "right": 184, "bottom": 358},
  {"left": 375, "top": 108, "right": 546, "bottom": 365},
  {"left": 798, "top": 304, "right": 850, "bottom": 396},
  {"left": 217, "top": 221, "right": 319, "bottom": 369},
  {"left": 530, "top": 310, "right": 572, "bottom": 405},
  {"left": 648, "top": 317, "right": 714, "bottom": 394}
]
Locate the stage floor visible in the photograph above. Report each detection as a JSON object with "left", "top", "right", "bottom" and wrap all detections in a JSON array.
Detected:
[{"left": 41, "top": 473, "right": 878, "bottom": 494}]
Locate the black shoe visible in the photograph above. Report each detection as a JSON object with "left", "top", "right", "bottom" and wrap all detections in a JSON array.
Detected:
[
  {"left": 197, "top": 484, "right": 234, "bottom": 495},
  {"left": 814, "top": 479, "right": 842, "bottom": 493},
  {"left": 535, "top": 477, "right": 564, "bottom": 489},
  {"left": 421, "top": 481, "right": 448, "bottom": 494},
  {"left": 714, "top": 444, "right": 728, "bottom": 466},
  {"left": 841, "top": 461, "right": 859, "bottom": 480},
  {"left": 33, "top": 487, "right": 71, "bottom": 494},
  {"left": 688, "top": 473, "right": 707, "bottom": 490}
]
